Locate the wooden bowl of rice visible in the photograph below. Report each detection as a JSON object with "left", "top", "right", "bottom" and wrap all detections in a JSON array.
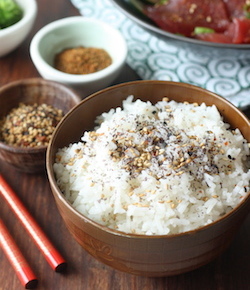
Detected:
[{"left": 47, "top": 80, "right": 250, "bottom": 276}]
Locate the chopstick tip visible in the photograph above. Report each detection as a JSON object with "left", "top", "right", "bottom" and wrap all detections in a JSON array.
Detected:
[
  {"left": 25, "top": 278, "right": 38, "bottom": 289},
  {"left": 55, "top": 262, "right": 68, "bottom": 273}
]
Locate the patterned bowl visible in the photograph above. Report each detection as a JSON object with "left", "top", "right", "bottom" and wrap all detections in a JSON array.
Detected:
[
  {"left": 47, "top": 80, "right": 250, "bottom": 277},
  {"left": 73, "top": 0, "right": 250, "bottom": 109}
]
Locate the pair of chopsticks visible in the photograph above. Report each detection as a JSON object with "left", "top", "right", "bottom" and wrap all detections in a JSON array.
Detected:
[{"left": 0, "top": 174, "right": 67, "bottom": 289}]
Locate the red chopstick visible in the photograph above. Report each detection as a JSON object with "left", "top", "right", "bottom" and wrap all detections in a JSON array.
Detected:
[
  {"left": 0, "top": 219, "right": 38, "bottom": 289},
  {"left": 0, "top": 174, "right": 67, "bottom": 272}
]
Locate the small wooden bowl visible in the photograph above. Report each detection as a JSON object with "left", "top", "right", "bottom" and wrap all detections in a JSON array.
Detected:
[
  {"left": 47, "top": 80, "right": 250, "bottom": 276},
  {"left": 0, "top": 78, "right": 81, "bottom": 173}
]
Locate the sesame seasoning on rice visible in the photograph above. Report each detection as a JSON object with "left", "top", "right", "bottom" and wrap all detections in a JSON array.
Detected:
[{"left": 53, "top": 96, "right": 250, "bottom": 235}]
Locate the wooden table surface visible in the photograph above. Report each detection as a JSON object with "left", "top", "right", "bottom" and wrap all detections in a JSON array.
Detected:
[{"left": 0, "top": 1, "right": 249, "bottom": 290}]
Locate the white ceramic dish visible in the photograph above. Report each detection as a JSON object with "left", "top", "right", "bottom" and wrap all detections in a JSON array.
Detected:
[
  {"left": 30, "top": 16, "right": 128, "bottom": 96},
  {"left": 0, "top": 0, "right": 37, "bottom": 57}
]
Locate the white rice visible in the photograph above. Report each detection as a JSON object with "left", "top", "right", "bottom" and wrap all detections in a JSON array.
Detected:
[{"left": 53, "top": 96, "right": 250, "bottom": 235}]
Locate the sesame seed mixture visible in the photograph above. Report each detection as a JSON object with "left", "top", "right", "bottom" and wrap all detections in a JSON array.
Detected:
[
  {"left": 0, "top": 103, "right": 64, "bottom": 147},
  {"left": 54, "top": 96, "right": 250, "bottom": 235}
]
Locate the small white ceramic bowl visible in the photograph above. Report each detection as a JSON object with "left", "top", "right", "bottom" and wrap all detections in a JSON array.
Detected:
[
  {"left": 0, "top": 0, "right": 37, "bottom": 57},
  {"left": 30, "top": 16, "right": 128, "bottom": 96}
]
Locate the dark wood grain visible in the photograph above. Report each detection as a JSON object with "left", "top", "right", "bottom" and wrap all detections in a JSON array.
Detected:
[{"left": 0, "top": 1, "right": 249, "bottom": 290}]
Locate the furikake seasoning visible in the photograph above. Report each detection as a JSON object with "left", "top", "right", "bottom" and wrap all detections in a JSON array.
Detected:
[{"left": 0, "top": 103, "right": 64, "bottom": 147}]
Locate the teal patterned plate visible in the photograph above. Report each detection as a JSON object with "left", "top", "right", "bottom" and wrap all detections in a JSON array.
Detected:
[{"left": 71, "top": 0, "right": 250, "bottom": 108}]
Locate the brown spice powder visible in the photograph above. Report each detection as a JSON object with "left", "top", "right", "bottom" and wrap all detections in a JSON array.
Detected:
[{"left": 54, "top": 46, "right": 112, "bottom": 74}]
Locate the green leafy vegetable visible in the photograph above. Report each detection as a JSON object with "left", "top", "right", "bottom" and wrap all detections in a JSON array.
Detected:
[
  {"left": 147, "top": 0, "right": 169, "bottom": 4},
  {"left": 244, "top": 4, "right": 250, "bottom": 19},
  {"left": 141, "top": 0, "right": 168, "bottom": 4},
  {"left": 129, "top": 0, "right": 169, "bottom": 16},
  {"left": 194, "top": 27, "right": 215, "bottom": 35},
  {"left": 0, "top": 0, "right": 23, "bottom": 29}
]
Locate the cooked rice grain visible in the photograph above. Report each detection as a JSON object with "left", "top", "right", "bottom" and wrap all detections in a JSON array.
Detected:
[{"left": 53, "top": 96, "right": 250, "bottom": 235}]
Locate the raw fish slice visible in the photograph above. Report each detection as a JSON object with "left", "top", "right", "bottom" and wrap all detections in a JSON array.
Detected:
[{"left": 130, "top": 0, "right": 230, "bottom": 37}]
